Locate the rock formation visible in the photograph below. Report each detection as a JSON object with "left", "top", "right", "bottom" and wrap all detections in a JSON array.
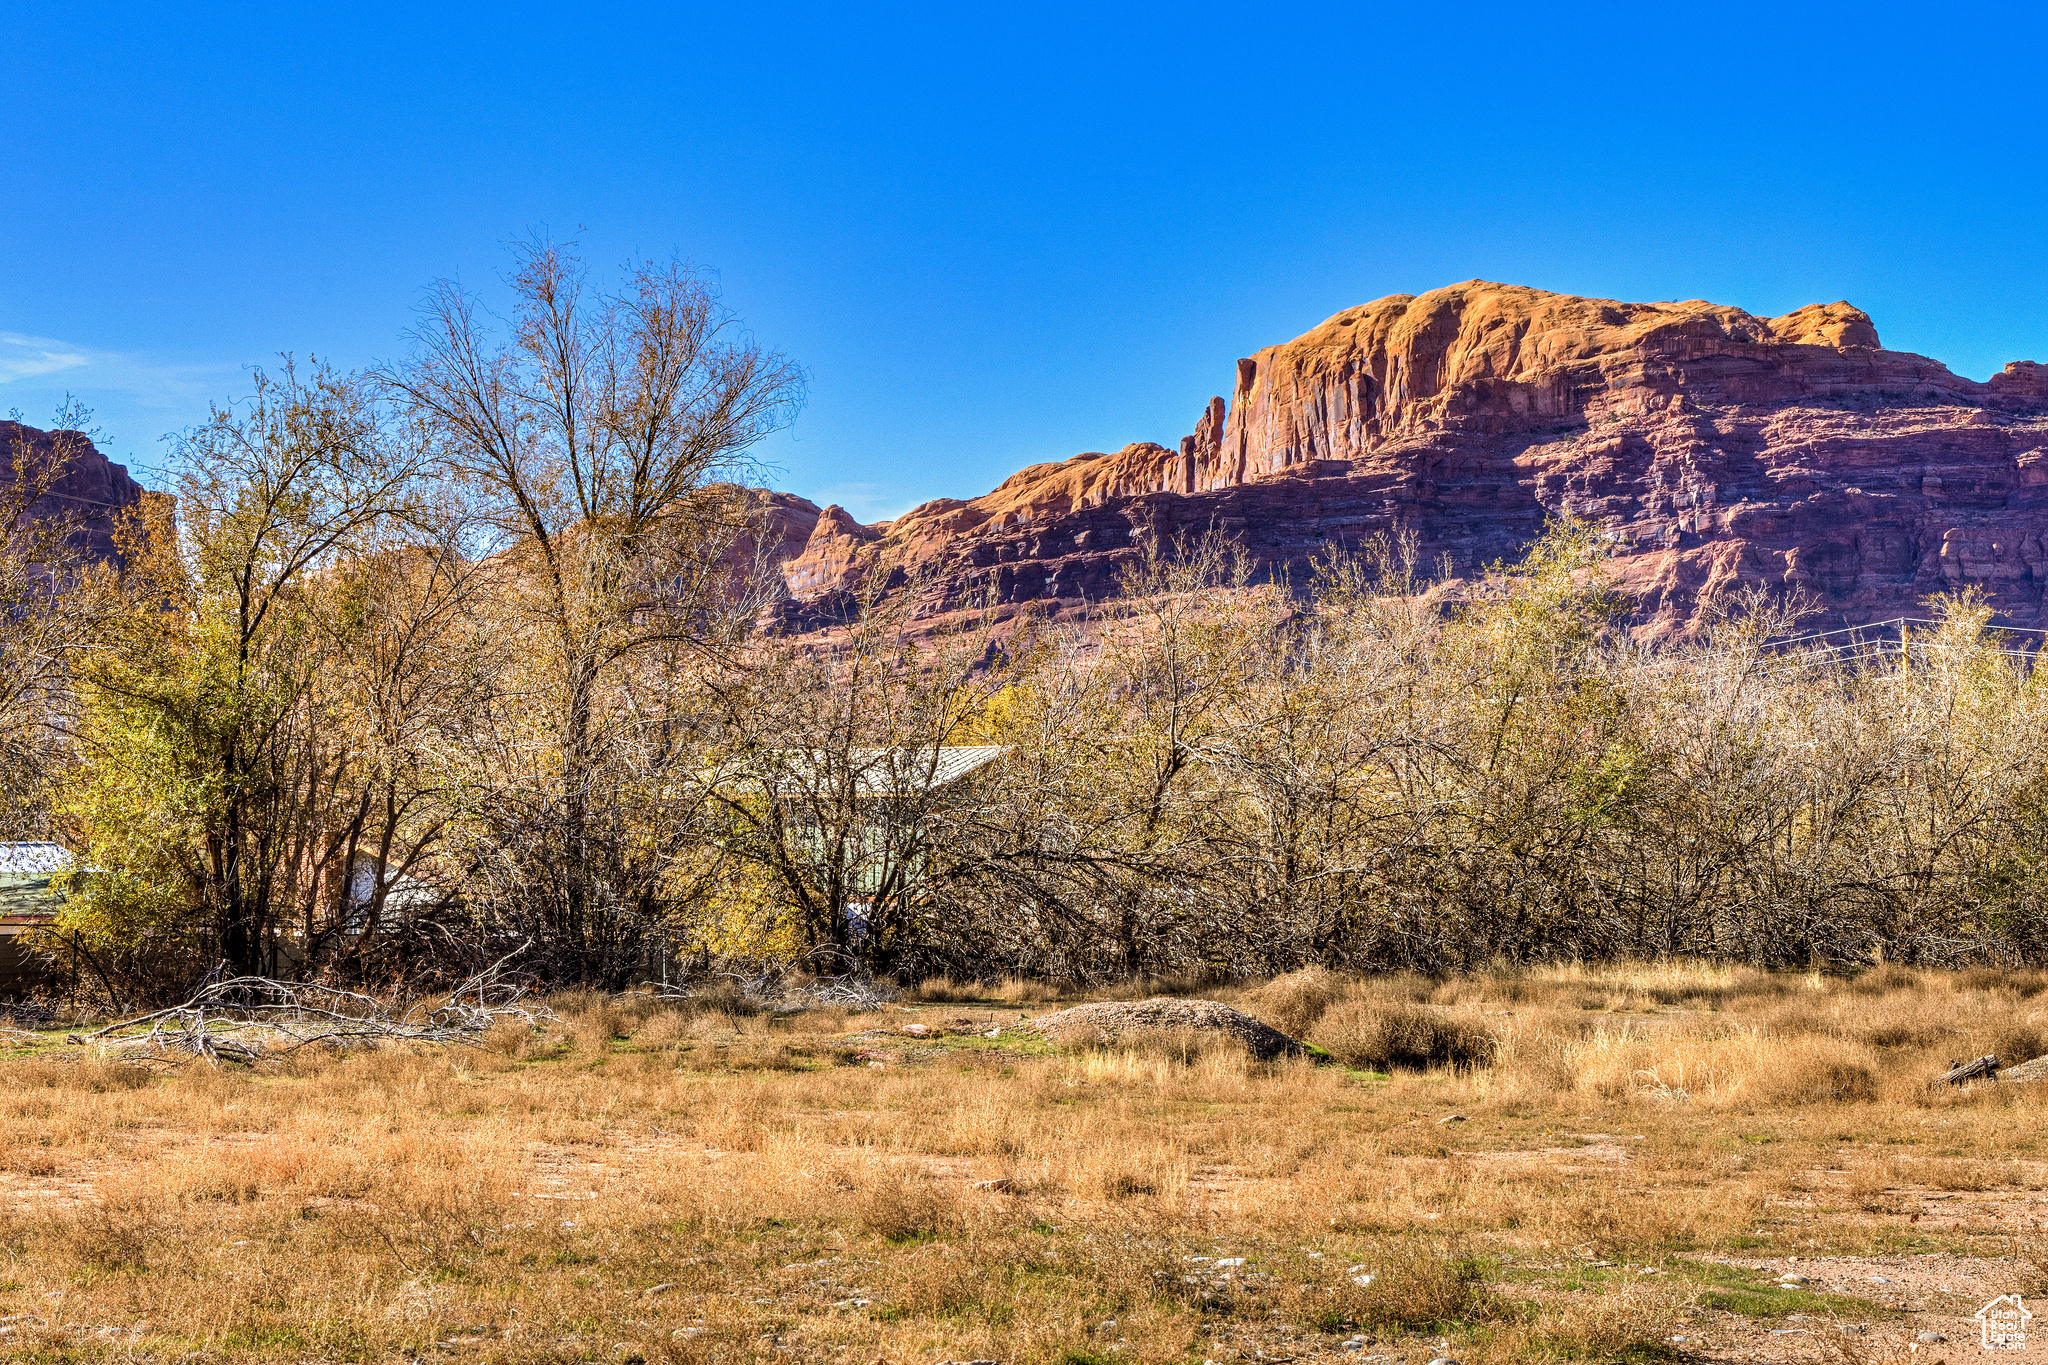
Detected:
[
  {"left": 0, "top": 421, "right": 145, "bottom": 563},
  {"left": 773, "top": 281, "right": 2048, "bottom": 635}
]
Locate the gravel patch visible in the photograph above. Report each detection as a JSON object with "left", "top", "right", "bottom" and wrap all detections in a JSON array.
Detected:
[
  {"left": 1030, "top": 999, "right": 1304, "bottom": 1060},
  {"left": 1996, "top": 1051, "right": 2048, "bottom": 1083}
]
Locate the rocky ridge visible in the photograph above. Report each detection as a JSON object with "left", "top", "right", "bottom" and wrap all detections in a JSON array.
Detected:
[
  {"left": 770, "top": 281, "right": 2048, "bottom": 635},
  {"left": 0, "top": 422, "right": 145, "bottom": 564}
]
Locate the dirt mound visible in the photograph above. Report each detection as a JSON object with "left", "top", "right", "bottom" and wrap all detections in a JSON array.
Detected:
[
  {"left": 1997, "top": 1052, "right": 2048, "bottom": 1083},
  {"left": 1030, "top": 998, "right": 1304, "bottom": 1060}
]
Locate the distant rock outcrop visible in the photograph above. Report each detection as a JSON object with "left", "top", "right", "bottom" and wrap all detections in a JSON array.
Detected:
[
  {"left": 0, "top": 422, "right": 145, "bottom": 563},
  {"left": 770, "top": 281, "right": 2048, "bottom": 636},
  {"left": 785, "top": 503, "right": 880, "bottom": 597}
]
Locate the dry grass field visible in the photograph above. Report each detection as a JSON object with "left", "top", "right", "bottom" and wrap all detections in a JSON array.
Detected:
[{"left": 0, "top": 964, "right": 2044, "bottom": 1364}]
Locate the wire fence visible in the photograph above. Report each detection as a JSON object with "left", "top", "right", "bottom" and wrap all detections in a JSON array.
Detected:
[{"left": 1626, "top": 616, "right": 2047, "bottom": 679}]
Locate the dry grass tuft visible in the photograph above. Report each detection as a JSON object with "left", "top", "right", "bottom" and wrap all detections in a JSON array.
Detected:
[
  {"left": 1991, "top": 1021, "right": 2048, "bottom": 1067},
  {"left": 1312, "top": 999, "right": 1497, "bottom": 1072},
  {"left": 1848, "top": 962, "right": 1922, "bottom": 996},
  {"left": 990, "top": 975, "right": 1062, "bottom": 1004},
  {"left": 1112, "top": 1026, "right": 1251, "bottom": 1067},
  {"left": 1475, "top": 1277, "right": 1688, "bottom": 1365},
  {"left": 907, "top": 974, "right": 988, "bottom": 1003},
  {"left": 1241, "top": 966, "right": 1346, "bottom": 1036},
  {"left": 1766, "top": 1037, "right": 1881, "bottom": 1103},
  {"left": 1347, "top": 1241, "right": 1502, "bottom": 1329},
  {"left": 852, "top": 1166, "right": 967, "bottom": 1240}
]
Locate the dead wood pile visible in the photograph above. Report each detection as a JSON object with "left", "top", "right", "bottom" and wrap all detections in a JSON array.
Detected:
[
  {"left": 1935, "top": 1054, "right": 2001, "bottom": 1086},
  {"left": 68, "top": 955, "right": 553, "bottom": 1067}
]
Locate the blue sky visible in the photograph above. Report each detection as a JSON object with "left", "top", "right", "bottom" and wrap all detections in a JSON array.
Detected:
[{"left": 4, "top": 2, "right": 2045, "bottom": 522}]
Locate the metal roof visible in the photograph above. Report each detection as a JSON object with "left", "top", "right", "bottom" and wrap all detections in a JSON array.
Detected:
[
  {"left": 0, "top": 843, "right": 72, "bottom": 927},
  {"left": 768, "top": 746, "right": 1007, "bottom": 797},
  {"left": 0, "top": 843, "right": 71, "bottom": 878}
]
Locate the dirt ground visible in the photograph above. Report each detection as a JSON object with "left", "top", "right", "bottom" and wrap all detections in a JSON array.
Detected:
[{"left": 0, "top": 965, "right": 2044, "bottom": 1363}]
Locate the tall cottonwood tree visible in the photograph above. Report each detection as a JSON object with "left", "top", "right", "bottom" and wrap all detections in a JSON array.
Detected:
[{"left": 385, "top": 241, "right": 805, "bottom": 981}]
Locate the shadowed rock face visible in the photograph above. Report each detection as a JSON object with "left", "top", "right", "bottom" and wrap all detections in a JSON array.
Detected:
[
  {"left": 773, "top": 281, "right": 2048, "bottom": 635},
  {"left": 0, "top": 422, "right": 145, "bottom": 564}
]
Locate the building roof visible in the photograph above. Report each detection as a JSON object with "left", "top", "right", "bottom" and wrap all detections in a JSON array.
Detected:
[
  {"left": 0, "top": 843, "right": 73, "bottom": 927},
  {"left": 0, "top": 843, "right": 71, "bottom": 878},
  {"left": 769, "top": 746, "right": 1007, "bottom": 797}
]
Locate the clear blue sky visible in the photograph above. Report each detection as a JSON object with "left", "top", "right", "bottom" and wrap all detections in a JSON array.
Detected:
[{"left": 4, "top": 2, "right": 2044, "bottom": 522}]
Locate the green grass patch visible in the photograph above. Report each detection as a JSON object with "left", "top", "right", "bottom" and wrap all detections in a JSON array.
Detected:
[
  {"left": 219, "top": 1326, "right": 306, "bottom": 1350},
  {"left": 929, "top": 1032, "right": 1056, "bottom": 1056},
  {"left": 1689, "top": 1263, "right": 1894, "bottom": 1319}
]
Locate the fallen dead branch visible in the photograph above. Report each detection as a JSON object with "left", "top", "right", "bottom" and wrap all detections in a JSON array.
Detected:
[
  {"left": 786, "top": 972, "right": 899, "bottom": 1011},
  {"left": 1936, "top": 1053, "right": 2000, "bottom": 1086},
  {"left": 651, "top": 950, "right": 899, "bottom": 1013},
  {"left": 68, "top": 948, "right": 553, "bottom": 1067}
]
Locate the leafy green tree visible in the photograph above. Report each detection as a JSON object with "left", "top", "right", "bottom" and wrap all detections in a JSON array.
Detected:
[
  {"left": 56, "top": 365, "right": 423, "bottom": 986},
  {"left": 0, "top": 405, "right": 118, "bottom": 839}
]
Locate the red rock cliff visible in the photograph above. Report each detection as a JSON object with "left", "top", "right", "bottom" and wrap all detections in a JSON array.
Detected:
[
  {"left": 781, "top": 281, "right": 2048, "bottom": 634},
  {"left": 1, "top": 422, "right": 145, "bottom": 564}
]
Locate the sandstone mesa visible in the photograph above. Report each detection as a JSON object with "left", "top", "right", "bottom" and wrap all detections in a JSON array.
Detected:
[
  {"left": 13, "top": 281, "right": 2048, "bottom": 641},
  {"left": 0, "top": 420, "right": 144, "bottom": 564},
  {"left": 762, "top": 280, "right": 2048, "bottom": 637}
]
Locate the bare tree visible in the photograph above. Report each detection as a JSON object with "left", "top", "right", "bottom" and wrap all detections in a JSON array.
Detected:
[
  {"left": 705, "top": 572, "right": 1010, "bottom": 972},
  {"left": 385, "top": 240, "right": 805, "bottom": 982},
  {"left": 302, "top": 503, "right": 500, "bottom": 976}
]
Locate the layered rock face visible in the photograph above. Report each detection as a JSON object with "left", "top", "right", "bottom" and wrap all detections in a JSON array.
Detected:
[
  {"left": 772, "top": 281, "right": 2048, "bottom": 635},
  {"left": 0, "top": 422, "right": 145, "bottom": 563}
]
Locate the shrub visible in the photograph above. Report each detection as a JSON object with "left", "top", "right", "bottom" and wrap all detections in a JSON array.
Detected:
[
  {"left": 1990, "top": 1023, "right": 2047, "bottom": 1066},
  {"left": 1242, "top": 967, "right": 1345, "bottom": 1037},
  {"left": 1311, "top": 1001, "right": 1496, "bottom": 1071}
]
